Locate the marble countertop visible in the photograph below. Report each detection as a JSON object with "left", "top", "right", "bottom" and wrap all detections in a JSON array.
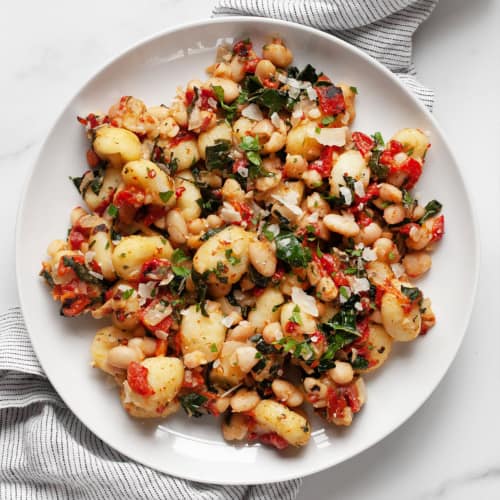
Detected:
[{"left": 2, "top": 0, "right": 499, "bottom": 498}]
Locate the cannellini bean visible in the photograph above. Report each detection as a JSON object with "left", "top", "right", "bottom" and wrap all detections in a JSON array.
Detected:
[
  {"left": 230, "top": 389, "right": 261, "bottom": 412},
  {"left": 303, "top": 377, "right": 328, "bottom": 407},
  {"left": 255, "top": 59, "right": 276, "bottom": 83},
  {"left": 166, "top": 209, "right": 187, "bottom": 246},
  {"left": 249, "top": 240, "right": 277, "bottom": 277},
  {"left": 330, "top": 150, "right": 369, "bottom": 197},
  {"left": 226, "top": 321, "right": 255, "bottom": 342},
  {"left": 222, "top": 413, "right": 249, "bottom": 441},
  {"left": 373, "top": 237, "right": 400, "bottom": 263},
  {"left": 383, "top": 204, "right": 406, "bottom": 225},
  {"left": 316, "top": 276, "right": 338, "bottom": 302},
  {"left": 305, "top": 192, "right": 330, "bottom": 216},
  {"left": 365, "top": 261, "right": 394, "bottom": 286},
  {"left": 328, "top": 361, "right": 354, "bottom": 385},
  {"left": 213, "top": 397, "right": 231, "bottom": 414},
  {"left": 271, "top": 379, "right": 304, "bottom": 407},
  {"left": 302, "top": 169, "right": 323, "bottom": 188},
  {"left": 323, "top": 213, "right": 360, "bottom": 237},
  {"left": 379, "top": 183, "right": 403, "bottom": 203},
  {"left": 235, "top": 346, "right": 260, "bottom": 373},
  {"left": 221, "top": 178, "right": 246, "bottom": 202},
  {"left": 206, "top": 77, "right": 240, "bottom": 103},
  {"left": 411, "top": 205, "right": 425, "bottom": 220},
  {"left": 128, "top": 337, "right": 157, "bottom": 357},
  {"left": 206, "top": 214, "right": 223, "bottom": 228},
  {"left": 107, "top": 345, "right": 142, "bottom": 370},
  {"left": 262, "top": 322, "right": 284, "bottom": 344},
  {"left": 262, "top": 40, "right": 293, "bottom": 67},
  {"left": 359, "top": 222, "right": 382, "bottom": 246},
  {"left": 402, "top": 251, "right": 432, "bottom": 277}
]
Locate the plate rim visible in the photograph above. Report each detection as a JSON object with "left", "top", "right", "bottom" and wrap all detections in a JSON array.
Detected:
[{"left": 15, "top": 15, "right": 481, "bottom": 484}]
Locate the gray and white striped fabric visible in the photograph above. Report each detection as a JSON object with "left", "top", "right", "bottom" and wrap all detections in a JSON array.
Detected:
[
  {"left": 2, "top": 2, "right": 437, "bottom": 498},
  {"left": 0, "top": 307, "right": 300, "bottom": 499},
  {"left": 213, "top": 0, "right": 437, "bottom": 109}
]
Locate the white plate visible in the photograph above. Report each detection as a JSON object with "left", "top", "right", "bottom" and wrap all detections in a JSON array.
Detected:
[{"left": 16, "top": 17, "right": 479, "bottom": 484}]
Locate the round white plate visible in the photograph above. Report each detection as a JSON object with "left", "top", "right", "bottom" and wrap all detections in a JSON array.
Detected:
[{"left": 16, "top": 17, "right": 479, "bottom": 484}]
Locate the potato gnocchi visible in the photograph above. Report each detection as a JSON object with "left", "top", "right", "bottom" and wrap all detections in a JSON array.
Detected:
[{"left": 40, "top": 36, "right": 444, "bottom": 450}]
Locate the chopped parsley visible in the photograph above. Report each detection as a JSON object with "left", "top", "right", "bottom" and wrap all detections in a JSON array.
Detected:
[
  {"left": 159, "top": 190, "right": 174, "bottom": 203},
  {"left": 121, "top": 288, "right": 134, "bottom": 300},
  {"left": 107, "top": 204, "right": 118, "bottom": 218},
  {"left": 225, "top": 249, "right": 241, "bottom": 266}
]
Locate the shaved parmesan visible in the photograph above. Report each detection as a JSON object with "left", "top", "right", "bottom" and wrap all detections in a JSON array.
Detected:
[
  {"left": 339, "top": 186, "right": 353, "bottom": 206},
  {"left": 221, "top": 315, "right": 235, "bottom": 328},
  {"left": 394, "top": 152, "right": 408, "bottom": 165},
  {"left": 237, "top": 165, "right": 249, "bottom": 178},
  {"left": 143, "top": 304, "right": 172, "bottom": 326},
  {"left": 242, "top": 103, "right": 264, "bottom": 121},
  {"left": 138, "top": 282, "right": 156, "bottom": 306},
  {"left": 354, "top": 181, "right": 365, "bottom": 197},
  {"left": 220, "top": 202, "right": 242, "bottom": 223},
  {"left": 310, "top": 126, "right": 348, "bottom": 146},
  {"left": 291, "top": 287, "right": 319, "bottom": 317},
  {"left": 84, "top": 251, "right": 96, "bottom": 265},
  {"left": 362, "top": 247, "right": 377, "bottom": 262},
  {"left": 88, "top": 270, "right": 103, "bottom": 281},
  {"left": 306, "top": 212, "right": 319, "bottom": 223},
  {"left": 265, "top": 223, "right": 280, "bottom": 238},
  {"left": 351, "top": 277, "right": 370, "bottom": 294},
  {"left": 208, "top": 97, "right": 218, "bottom": 109},
  {"left": 306, "top": 87, "right": 317, "bottom": 101},
  {"left": 271, "top": 192, "right": 303, "bottom": 217},
  {"left": 270, "top": 112, "right": 281, "bottom": 128},
  {"left": 391, "top": 263, "right": 405, "bottom": 278}
]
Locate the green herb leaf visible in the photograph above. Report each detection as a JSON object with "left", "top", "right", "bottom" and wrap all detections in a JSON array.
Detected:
[
  {"left": 159, "top": 191, "right": 174, "bottom": 203},
  {"left": 372, "top": 131, "right": 385, "bottom": 147},
  {"left": 62, "top": 256, "right": 103, "bottom": 285},
  {"left": 70, "top": 176, "right": 83, "bottom": 191},
  {"left": 205, "top": 140, "right": 232, "bottom": 170},
  {"left": 107, "top": 204, "right": 118, "bottom": 218},
  {"left": 402, "top": 189, "right": 415, "bottom": 208},
  {"left": 351, "top": 356, "right": 369, "bottom": 370},
  {"left": 172, "top": 266, "right": 190, "bottom": 278},
  {"left": 179, "top": 393, "right": 208, "bottom": 417},
  {"left": 240, "top": 135, "right": 260, "bottom": 152},
  {"left": 321, "top": 116, "right": 335, "bottom": 126},
  {"left": 401, "top": 285, "right": 423, "bottom": 302},
  {"left": 212, "top": 85, "right": 238, "bottom": 122},
  {"left": 210, "top": 343, "right": 218, "bottom": 353},
  {"left": 349, "top": 86, "right": 358, "bottom": 95},
  {"left": 172, "top": 248, "right": 189, "bottom": 264},
  {"left": 368, "top": 150, "right": 388, "bottom": 180},
  {"left": 419, "top": 200, "right": 443, "bottom": 223},
  {"left": 297, "top": 64, "right": 318, "bottom": 83},
  {"left": 290, "top": 305, "right": 303, "bottom": 325},
  {"left": 225, "top": 249, "right": 241, "bottom": 266},
  {"left": 275, "top": 233, "right": 312, "bottom": 268},
  {"left": 121, "top": 288, "right": 134, "bottom": 300}
]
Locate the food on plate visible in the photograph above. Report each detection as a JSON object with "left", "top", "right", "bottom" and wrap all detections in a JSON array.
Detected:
[{"left": 40, "top": 36, "right": 444, "bottom": 449}]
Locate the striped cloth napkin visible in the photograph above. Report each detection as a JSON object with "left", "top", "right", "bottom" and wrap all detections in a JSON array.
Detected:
[{"left": 1, "top": 1, "right": 437, "bottom": 498}]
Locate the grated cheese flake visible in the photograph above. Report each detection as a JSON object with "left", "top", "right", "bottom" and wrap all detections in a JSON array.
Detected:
[{"left": 291, "top": 287, "right": 319, "bottom": 317}]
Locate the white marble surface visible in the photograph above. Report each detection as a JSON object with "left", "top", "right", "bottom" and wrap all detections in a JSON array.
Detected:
[{"left": 2, "top": 0, "right": 499, "bottom": 498}]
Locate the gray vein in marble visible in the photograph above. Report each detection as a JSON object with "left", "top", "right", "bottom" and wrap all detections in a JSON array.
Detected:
[
  {"left": 418, "top": 467, "right": 500, "bottom": 499},
  {"left": 0, "top": 141, "right": 36, "bottom": 162}
]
